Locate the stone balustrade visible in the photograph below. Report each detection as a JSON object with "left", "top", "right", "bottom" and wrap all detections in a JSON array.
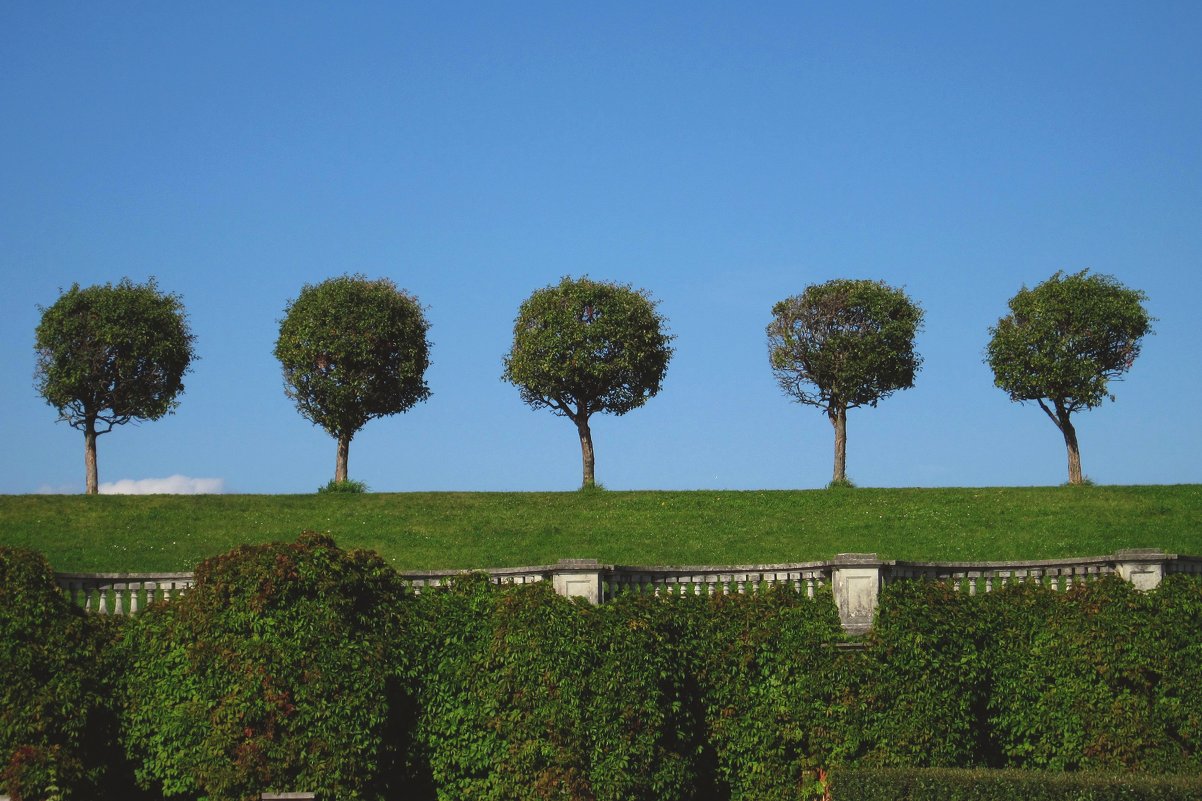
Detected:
[
  {"left": 57, "top": 549, "right": 1202, "bottom": 633},
  {"left": 56, "top": 572, "right": 194, "bottom": 615}
]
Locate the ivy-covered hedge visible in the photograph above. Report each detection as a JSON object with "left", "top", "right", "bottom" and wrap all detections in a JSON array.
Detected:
[
  {"left": 846, "top": 579, "right": 993, "bottom": 769},
  {"left": 7, "top": 537, "right": 1202, "bottom": 800},
  {"left": 119, "top": 532, "right": 415, "bottom": 801},
  {"left": 407, "top": 577, "right": 718, "bottom": 800},
  {"left": 827, "top": 766, "right": 1202, "bottom": 800},
  {"left": 0, "top": 547, "right": 127, "bottom": 801},
  {"left": 986, "top": 574, "right": 1202, "bottom": 772},
  {"left": 693, "top": 586, "right": 844, "bottom": 799}
]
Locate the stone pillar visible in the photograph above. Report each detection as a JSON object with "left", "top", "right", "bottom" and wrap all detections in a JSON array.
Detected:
[
  {"left": 832, "top": 553, "right": 884, "bottom": 635},
  {"left": 551, "top": 559, "right": 605, "bottom": 604},
  {"left": 1113, "top": 549, "right": 1168, "bottom": 591}
]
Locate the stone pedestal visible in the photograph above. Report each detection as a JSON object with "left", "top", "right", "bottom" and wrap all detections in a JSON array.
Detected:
[
  {"left": 551, "top": 559, "right": 604, "bottom": 604},
  {"left": 832, "top": 553, "right": 884, "bottom": 635},
  {"left": 1114, "top": 549, "right": 1168, "bottom": 591}
]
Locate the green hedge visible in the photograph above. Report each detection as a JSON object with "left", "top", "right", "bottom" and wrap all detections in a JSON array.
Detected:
[
  {"left": 8, "top": 538, "right": 1202, "bottom": 800},
  {"left": 846, "top": 579, "right": 992, "bottom": 768},
  {"left": 986, "top": 575, "right": 1202, "bottom": 771},
  {"left": 828, "top": 766, "right": 1202, "bottom": 800},
  {"left": 693, "top": 586, "right": 844, "bottom": 800},
  {"left": 119, "top": 532, "right": 416, "bottom": 801},
  {"left": 407, "top": 578, "right": 716, "bottom": 800},
  {"left": 0, "top": 547, "right": 128, "bottom": 801}
]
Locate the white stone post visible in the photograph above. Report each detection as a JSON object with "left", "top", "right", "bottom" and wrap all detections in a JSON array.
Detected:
[
  {"left": 551, "top": 559, "right": 605, "bottom": 604},
  {"left": 1113, "top": 549, "right": 1168, "bottom": 591},
  {"left": 832, "top": 553, "right": 884, "bottom": 635}
]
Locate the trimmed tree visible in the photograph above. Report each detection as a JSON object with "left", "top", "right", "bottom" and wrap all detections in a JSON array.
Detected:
[
  {"left": 34, "top": 278, "right": 196, "bottom": 495},
  {"left": 986, "top": 270, "right": 1152, "bottom": 485},
  {"left": 767, "top": 279, "right": 923, "bottom": 486},
  {"left": 275, "top": 275, "right": 431, "bottom": 485},
  {"left": 502, "top": 276, "right": 674, "bottom": 489}
]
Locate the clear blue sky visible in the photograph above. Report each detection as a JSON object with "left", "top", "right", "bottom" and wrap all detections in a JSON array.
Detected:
[{"left": 2, "top": 2, "right": 1199, "bottom": 494}]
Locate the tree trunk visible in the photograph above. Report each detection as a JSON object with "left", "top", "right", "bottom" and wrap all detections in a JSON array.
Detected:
[
  {"left": 335, "top": 433, "right": 351, "bottom": 484},
  {"left": 577, "top": 416, "right": 596, "bottom": 489},
  {"left": 1040, "top": 400, "right": 1084, "bottom": 485},
  {"left": 84, "top": 417, "right": 99, "bottom": 495},
  {"left": 829, "top": 405, "right": 848, "bottom": 484},
  {"left": 1060, "top": 415, "right": 1084, "bottom": 485}
]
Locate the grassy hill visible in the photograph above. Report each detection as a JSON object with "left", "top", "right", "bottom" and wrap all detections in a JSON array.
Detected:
[{"left": 1, "top": 485, "right": 1199, "bottom": 573}]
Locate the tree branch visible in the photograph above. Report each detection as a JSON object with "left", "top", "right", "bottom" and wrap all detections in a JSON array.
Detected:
[{"left": 1036, "top": 398, "right": 1063, "bottom": 431}]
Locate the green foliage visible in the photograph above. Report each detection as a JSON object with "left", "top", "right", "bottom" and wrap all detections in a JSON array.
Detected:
[
  {"left": 8, "top": 538, "right": 1200, "bottom": 799},
  {"left": 986, "top": 575, "right": 1202, "bottom": 772},
  {"left": 693, "top": 585, "right": 845, "bottom": 800},
  {"left": 407, "top": 578, "right": 710, "bottom": 801},
  {"left": 848, "top": 580, "right": 992, "bottom": 769},
  {"left": 767, "top": 279, "right": 923, "bottom": 415},
  {"left": 827, "top": 766, "right": 1202, "bottom": 801},
  {"left": 1153, "top": 575, "right": 1202, "bottom": 767},
  {"left": 590, "top": 592, "right": 712, "bottom": 800},
  {"left": 986, "top": 270, "right": 1152, "bottom": 415},
  {"left": 275, "top": 274, "right": 431, "bottom": 480},
  {"left": 317, "top": 478, "right": 368, "bottom": 494},
  {"left": 34, "top": 278, "right": 196, "bottom": 432},
  {"left": 502, "top": 275, "right": 674, "bottom": 487},
  {"left": 503, "top": 275, "right": 674, "bottom": 419},
  {"left": 119, "top": 532, "right": 415, "bottom": 801},
  {"left": 33, "top": 277, "right": 196, "bottom": 492},
  {"left": 0, "top": 547, "right": 126, "bottom": 801}
]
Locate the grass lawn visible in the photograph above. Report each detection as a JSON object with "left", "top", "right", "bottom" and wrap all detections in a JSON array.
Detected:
[{"left": 1, "top": 485, "right": 1199, "bottom": 573}]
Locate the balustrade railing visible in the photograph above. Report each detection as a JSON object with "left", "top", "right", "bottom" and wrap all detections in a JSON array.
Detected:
[
  {"left": 889, "top": 556, "right": 1118, "bottom": 594},
  {"left": 603, "top": 562, "right": 828, "bottom": 600},
  {"left": 56, "top": 550, "right": 1199, "bottom": 632},
  {"left": 1166, "top": 555, "right": 1202, "bottom": 576},
  {"left": 398, "top": 564, "right": 548, "bottom": 593},
  {"left": 56, "top": 572, "right": 194, "bottom": 615}
]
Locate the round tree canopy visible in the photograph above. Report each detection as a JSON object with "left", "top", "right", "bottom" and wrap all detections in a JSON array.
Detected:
[
  {"left": 275, "top": 274, "right": 431, "bottom": 442},
  {"left": 35, "top": 277, "right": 196, "bottom": 432},
  {"left": 502, "top": 275, "right": 673, "bottom": 420}
]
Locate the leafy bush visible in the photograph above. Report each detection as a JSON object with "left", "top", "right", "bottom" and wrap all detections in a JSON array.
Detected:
[
  {"left": 0, "top": 547, "right": 126, "bottom": 801},
  {"left": 11, "top": 536, "right": 1196, "bottom": 799},
  {"left": 847, "top": 579, "right": 992, "bottom": 769},
  {"left": 986, "top": 576, "right": 1184, "bottom": 771},
  {"left": 1152, "top": 574, "right": 1202, "bottom": 768},
  {"left": 407, "top": 578, "right": 711, "bottom": 800},
  {"left": 317, "top": 478, "right": 368, "bottom": 494},
  {"left": 693, "top": 585, "right": 845, "bottom": 800},
  {"left": 591, "top": 591, "right": 712, "bottom": 800},
  {"left": 828, "top": 766, "right": 1202, "bottom": 800},
  {"left": 119, "top": 532, "right": 413, "bottom": 801}
]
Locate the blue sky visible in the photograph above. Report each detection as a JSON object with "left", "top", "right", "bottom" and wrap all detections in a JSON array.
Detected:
[{"left": 2, "top": 1, "right": 1199, "bottom": 494}]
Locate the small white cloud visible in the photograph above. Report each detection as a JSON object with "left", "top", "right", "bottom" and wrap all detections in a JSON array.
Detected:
[{"left": 99, "top": 475, "right": 226, "bottom": 495}]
